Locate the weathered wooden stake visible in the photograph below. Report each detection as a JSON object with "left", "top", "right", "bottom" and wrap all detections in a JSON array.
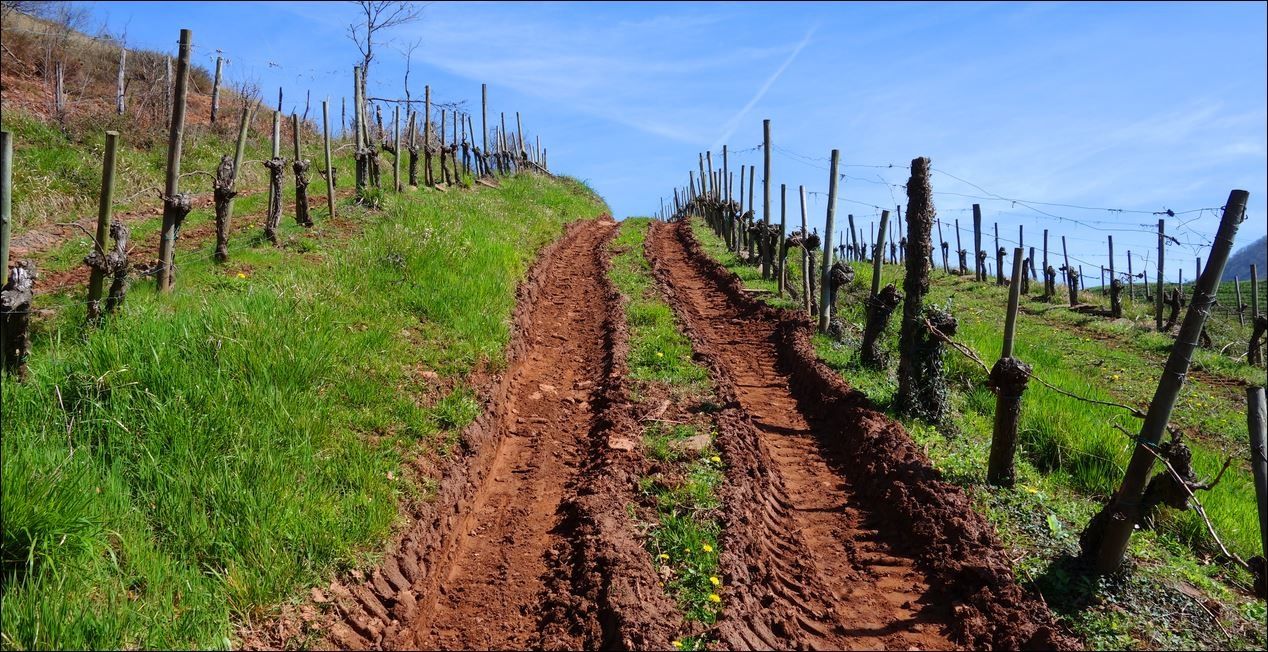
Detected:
[
  {"left": 778, "top": 183, "right": 787, "bottom": 296},
  {"left": 1087, "top": 189, "right": 1248, "bottom": 574},
  {"left": 86, "top": 131, "right": 119, "bottom": 322},
  {"left": 1155, "top": 218, "right": 1166, "bottom": 331},
  {"left": 394, "top": 105, "right": 402, "bottom": 192},
  {"left": 54, "top": 61, "right": 65, "bottom": 120},
  {"left": 116, "top": 47, "right": 127, "bottom": 115},
  {"left": 262, "top": 111, "right": 286, "bottom": 243},
  {"left": 213, "top": 101, "right": 254, "bottom": 263},
  {"left": 1253, "top": 264, "right": 1261, "bottom": 318},
  {"left": 987, "top": 247, "right": 1030, "bottom": 486},
  {"left": 353, "top": 67, "right": 366, "bottom": 196},
  {"left": 1127, "top": 251, "right": 1135, "bottom": 302},
  {"left": 292, "top": 113, "right": 312, "bottom": 227},
  {"left": 800, "top": 185, "right": 812, "bottom": 317},
  {"left": 424, "top": 85, "right": 433, "bottom": 185},
  {"left": 322, "top": 100, "right": 335, "bottom": 218},
  {"left": 763, "top": 118, "right": 773, "bottom": 278},
  {"left": 0, "top": 130, "right": 11, "bottom": 286},
  {"left": 871, "top": 210, "right": 890, "bottom": 298},
  {"left": 973, "top": 204, "right": 984, "bottom": 281},
  {"left": 210, "top": 55, "right": 223, "bottom": 124},
  {"left": 846, "top": 213, "right": 857, "bottom": 262},
  {"left": 1062, "top": 235, "right": 1076, "bottom": 306},
  {"left": 994, "top": 223, "right": 1004, "bottom": 285},
  {"left": 480, "top": 83, "right": 488, "bottom": 166},
  {"left": 818, "top": 149, "right": 840, "bottom": 333},
  {"left": 1250, "top": 386, "right": 1268, "bottom": 577},
  {"left": 157, "top": 28, "right": 192, "bottom": 293}
]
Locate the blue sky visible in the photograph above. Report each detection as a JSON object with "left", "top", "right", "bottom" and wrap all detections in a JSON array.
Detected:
[{"left": 82, "top": 1, "right": 1266, "bottom": 282}]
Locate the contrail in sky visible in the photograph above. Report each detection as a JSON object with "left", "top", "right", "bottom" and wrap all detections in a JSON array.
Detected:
[{"left": 711, "top": 23, "right": 819, "bottom": 153}]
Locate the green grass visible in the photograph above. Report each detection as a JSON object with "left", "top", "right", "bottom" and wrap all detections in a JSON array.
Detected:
[
  {"left": 688, "top": 217, "right": 1265, "bottom": 651},
  {"left": 1, "top": 108, "right": 287, "bottom": 232},
  {"left": 610, "top": 218, "right": 723, "bottom": 646},
  {"left": 1, "top": 174, "right": 607, "bottom": 650}
]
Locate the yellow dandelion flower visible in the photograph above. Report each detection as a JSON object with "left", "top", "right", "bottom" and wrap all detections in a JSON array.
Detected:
[
  {"left": 658, "top": 553, "right": 669, "bottom": 560},
  {"left": 702, "top": 543, "right": 713, "bottom": 553},
  {"left": 709, "top": 576, "right": 720, "bottom": 586},
  {"left": 656, "top": 351, "right": 664, "bottom": 357},
  {"left": 1111, "top": 374, "right": 1120, "bottom": 381},
  {"left": 710, "top": 455, "right": 721, "bottom": 463},
  {"left": 236, "top": 272, "right": 247, "bottom": 279},
  {"left": 672, "top": 641, "right": 682, "bottom": 649},
  {"left": 708, "top": 593, "right": 721, "bottom": 603}
]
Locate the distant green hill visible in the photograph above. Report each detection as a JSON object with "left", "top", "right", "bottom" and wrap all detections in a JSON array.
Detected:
[{"left": 1222, "top": 234, "right": 1267, "bottom": 281}]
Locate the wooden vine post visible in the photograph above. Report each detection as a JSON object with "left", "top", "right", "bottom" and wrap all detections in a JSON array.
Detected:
[
  {"left": 262, "top": 111, "right": 285, "bottom": 243},
  {"left": 322, "top": 100, "right": 335, "bottom": 218},
  {"left": 157, "top": 28, "right": 192, "bottom": 293},
  {"left": 292, "top": 114, "right": 312, "bottom": 227},
  {"left": 1062, "top": 235, "right": 1077, "bottom": 306},
  {"left": 393, "top": 105, "right": 402, "bottom": 192},
  {"left": 424, "top": 85, "right": 433, "bottom": 185},
  {"left": 1084, "top": 189, "right": 1248, "bottom": 574},
  {"left": 763, "top": 119, "right": 773, "bottom": 278},
  {"left": 1155, "top": 218, "right": 1166, "bottom": 331},
  {"left": 800, "top": 185, "right": 812, "bottom": 317},
  {"left": 861, "top": 210, "right": 901, "bottom": 369},
  {"left": 116, "top": 47, "right": 127, "bottom": 115},
  {"left": 986, "top": 247, "right": 1031, "bottom": 486},
  {"left": 86, "top": 131, "right": 119, "bottom": 322},
  {"left": 973, "top": 204, "right": 984, "bottom": 282},
  {"left": 352, "top": 67, "right": 366, "bottom": 197},
  {"left": 210, "top": 55, "right": 223, "bottom": 124},
  {"left": 817, "top": 149, "right": 840, "bottom": 333},
  {"left": 0, "top": 129, "right": 11, "bottom": 286},
  {"left": 777, "top": 183, "right": 787, "bottom": 296},
  {"left": 1249, "top": 386, "right": 1268, "bottom": 582},
  {"left": 481, "top": 83, "right": 488, "bottom": 174},
  {"left": 213, "top": 101, "right": 254, "bottom": 263}
]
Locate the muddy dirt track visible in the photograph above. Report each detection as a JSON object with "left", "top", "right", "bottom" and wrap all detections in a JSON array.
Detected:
[
  {"left": 644, "top": 219, "right": 1072, "bottom": 651},
  {"left": 259, "top": 215, "right": 1073, "bottom": 651}
]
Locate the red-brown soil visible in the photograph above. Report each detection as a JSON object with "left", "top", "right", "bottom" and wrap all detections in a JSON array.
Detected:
[
  {"left": 645, "top": 218, "right": 1075, "bottom": 650},
  {"left": 404, "top": 217, "right": 618, "bottom": 649}
]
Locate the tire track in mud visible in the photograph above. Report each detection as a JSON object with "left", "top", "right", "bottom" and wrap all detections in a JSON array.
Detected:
[
  {"left": 403, "top": 216, "right": 619, "bottom": 650},
  {"left": 267, "top": 216, "right": 628, "bottom": 651},
  {"left": 647, "top": 219, "right": 1075, "bottom": 651}
]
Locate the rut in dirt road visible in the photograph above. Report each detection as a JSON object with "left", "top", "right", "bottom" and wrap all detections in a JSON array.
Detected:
[
  {"left": 310, "top": 217, "right": 622, "bottom": 651},
  {"left": 646, "top": 219, "right": 1073, "bottom": 651},
  {"left": 407, "top": 217, "right": 618, "bottom": 650}
]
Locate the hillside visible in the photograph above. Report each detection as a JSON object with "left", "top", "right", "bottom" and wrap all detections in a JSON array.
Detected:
[
  {"left": 1223, "top": 235, "right": 1267, "bottom": 282},
  {"left": 2, "top": 168, "right": 607, "bottom": 648}
]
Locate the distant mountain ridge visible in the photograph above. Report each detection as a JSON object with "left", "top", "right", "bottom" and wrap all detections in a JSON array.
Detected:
[{"left": 1223, "top": 235, "right": 1267, "bottom": 281}]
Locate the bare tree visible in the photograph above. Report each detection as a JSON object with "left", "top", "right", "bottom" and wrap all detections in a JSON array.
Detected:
[
  {"left": 347, "top": 1, "right": 423, "bottom": 101},
  {"left": 401, "top": 36, "right": 421, "bottom": 107}
]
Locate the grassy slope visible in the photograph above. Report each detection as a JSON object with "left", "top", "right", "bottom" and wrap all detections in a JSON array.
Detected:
[
  {"left": 689, "top": 217, "right": 1265, "bottom": 651},
  {"left": 1, "top": 174, "right": 607, "bottom": 650},
  {"left": 609, "top": 218, "right": 723, "bottom": 650},
  {"left": 1, "top": 107, "right": 287, "bottom": 233}
]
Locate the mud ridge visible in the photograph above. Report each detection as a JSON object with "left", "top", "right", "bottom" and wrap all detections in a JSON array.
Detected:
[{"left": 648, "top": 219, "right": 1077, "bottom": 650}]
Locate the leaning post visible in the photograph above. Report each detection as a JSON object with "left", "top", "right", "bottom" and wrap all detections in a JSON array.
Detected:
[{"left": 156, "top": 28, "right": 192, "bottom": 293}]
